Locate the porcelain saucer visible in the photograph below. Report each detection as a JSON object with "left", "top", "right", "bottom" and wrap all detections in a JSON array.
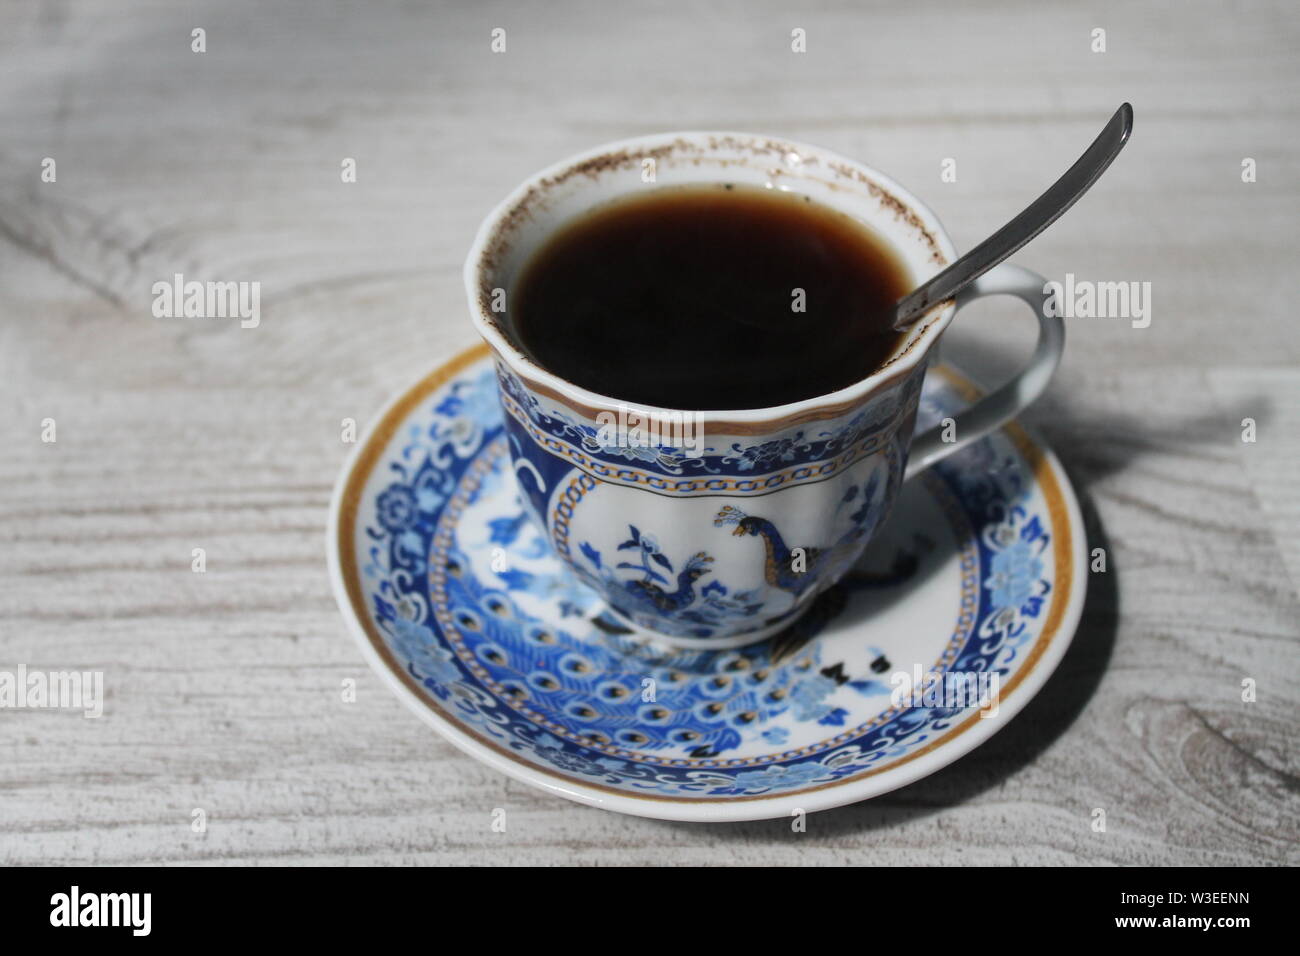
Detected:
[{"left": 327, "top": 345, "right": 1087, "bottom": 822}]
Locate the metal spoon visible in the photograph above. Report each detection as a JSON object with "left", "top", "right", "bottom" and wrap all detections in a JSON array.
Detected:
[{"left": 893, "top": 103, "right": 1133, "bottom": 331}]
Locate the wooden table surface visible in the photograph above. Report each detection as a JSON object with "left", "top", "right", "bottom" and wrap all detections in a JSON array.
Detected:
[{"left": 2, "top": 0, "right": 1297, "bottom": 865}]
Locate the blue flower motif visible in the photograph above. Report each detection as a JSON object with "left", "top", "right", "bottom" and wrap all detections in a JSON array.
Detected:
[
  {"left": 790, "top": 673, "right": 839, "bottom": 721},
  {"left": 527, "top": 733, "right": 615, "bottom": 777},
  {"left": 730, "top": 436, "right": 804, "bottom": 471},
  {"left": 985, "top": 539, "right": 1044, "bottom": 611},
  {"left": 391, "top": 618, "right": 461, "bottom": 684},
  {"left": 546, "top": 749, "right": 610, "bottom": 776},
  {"left": 731, "top": 762, "right": 829, "bottom": 793},
  {"left": 391, "top": 617, "right": 427, "bottom": 643},
  {"left": 376, "top": 484, "right": 418, "bottom": 533}
]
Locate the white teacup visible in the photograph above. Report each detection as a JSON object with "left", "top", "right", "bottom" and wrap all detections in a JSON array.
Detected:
[{"left": 465, "top": 132, "right": 1063, "bottom": 648}]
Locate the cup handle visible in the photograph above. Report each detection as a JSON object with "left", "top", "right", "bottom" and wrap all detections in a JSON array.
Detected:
[{"left": 903, "top": 263, "right": 1064, "bottom": 481}]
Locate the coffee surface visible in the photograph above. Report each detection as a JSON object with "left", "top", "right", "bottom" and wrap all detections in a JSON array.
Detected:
[{"left": 512, "top": 184, "right": 912, "bottom": 409}]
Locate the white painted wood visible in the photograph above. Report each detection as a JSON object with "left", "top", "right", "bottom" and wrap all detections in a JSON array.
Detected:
[{"left": 1, "top": 0, "right": 1296, "bottom": 864}]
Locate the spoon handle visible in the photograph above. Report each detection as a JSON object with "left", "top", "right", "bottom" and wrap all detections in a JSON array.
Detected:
[{"left": 893, "top": 103, "right": 1133, "bottom": 331}]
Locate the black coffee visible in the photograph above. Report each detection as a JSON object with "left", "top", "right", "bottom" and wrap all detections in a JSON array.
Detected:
[{"left": 512, "top": 184, "right": 911, "bottom": 409}]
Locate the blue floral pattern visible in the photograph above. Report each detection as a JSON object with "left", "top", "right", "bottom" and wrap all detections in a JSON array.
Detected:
[{"left": 496, "top": 361, "right": 922, "bottom": 478}]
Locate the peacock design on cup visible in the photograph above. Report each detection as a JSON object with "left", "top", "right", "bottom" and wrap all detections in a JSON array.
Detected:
[
  {"left": 580, "top": 525, "right": 765, "bottom": 637},
  {"left": 623, "top": 550, "right": 715, "bottom": 614},
  {"left": 713, "top": 469, "right": 886, "bottom": 597}
]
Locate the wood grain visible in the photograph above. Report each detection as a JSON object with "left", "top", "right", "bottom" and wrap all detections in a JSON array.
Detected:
[{"left": 0, "top": 0, "right": 1297, "bottom": 865}]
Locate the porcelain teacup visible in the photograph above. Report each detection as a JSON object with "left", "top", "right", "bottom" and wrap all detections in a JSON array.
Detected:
[{"left": 464, "top": 132, "right": 1063, "bottom": 648}]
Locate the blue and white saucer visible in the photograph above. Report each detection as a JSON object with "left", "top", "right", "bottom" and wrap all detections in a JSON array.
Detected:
[{"left": 327, "top": 345, "right": 1087, "bottom": 822}]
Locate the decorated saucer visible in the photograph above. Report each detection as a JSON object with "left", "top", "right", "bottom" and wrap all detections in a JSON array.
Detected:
[{"left": 327, "top": 345, "right": 1087, "bottom": 822}]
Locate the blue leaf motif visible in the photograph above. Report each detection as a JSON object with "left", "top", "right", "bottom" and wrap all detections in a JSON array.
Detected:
[
  {"left": 817, "top": 707, "right": 849, "bottom": 727},
  {"left": 497, "top": 568, "right": 535, "bottom": 591},
  {"left": 488, "top": 512, "right": 528, "bottom": 547}
]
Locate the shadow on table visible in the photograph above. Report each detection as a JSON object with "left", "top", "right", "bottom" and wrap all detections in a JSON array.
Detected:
[{"left": 810, "top": 468, "right": 1118, "bottom": 838}]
